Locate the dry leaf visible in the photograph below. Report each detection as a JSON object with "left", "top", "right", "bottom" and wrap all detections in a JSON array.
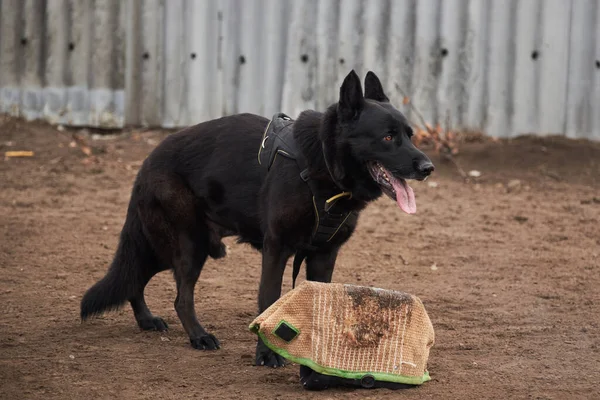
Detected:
[{"left": 80, "top": 156, "right": 97, "bottom": 166}]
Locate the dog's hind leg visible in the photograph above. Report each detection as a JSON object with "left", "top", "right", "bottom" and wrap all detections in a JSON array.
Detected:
[
  {"left": 138, "top": 177, "right": 219, "bottom": 350},
  {"left": 129, "top": 270, "right": 169, "bottom": 331},
  {"left": 142, "top": 223, "right": 219, "bottom": 348},
  {"left": 173, "top": 231, "right": 220, "bottom": 350},
  {"left": 142, "top": 212, "right": 219, "bottom": 349}
]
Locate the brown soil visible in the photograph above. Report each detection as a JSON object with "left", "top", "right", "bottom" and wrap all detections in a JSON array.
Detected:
[{"left": 1, "top": 118, "right": 599, "bottom": 400}]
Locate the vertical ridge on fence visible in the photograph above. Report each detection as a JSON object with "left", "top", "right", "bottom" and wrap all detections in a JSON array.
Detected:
[
  {"left": 537, "top": 0, "right": 572, "bottom": 136},
  {"left": 565, "top": 0, "right": 599, "bottom": 140},
  {"left": 385, "top": 0, "right": 416, "bottom": 117},
  {"left": 0, "top": 0, "right": 24, "bottom": 116}
]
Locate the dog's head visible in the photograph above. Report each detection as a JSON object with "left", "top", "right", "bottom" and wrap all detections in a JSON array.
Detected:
[{"left": 321, "top": 70, "right": 434, "bottom": 214}]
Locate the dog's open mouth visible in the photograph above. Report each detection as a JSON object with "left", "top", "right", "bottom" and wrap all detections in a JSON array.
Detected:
[{"left": 367, "top": 161, "right": 416, "bottom": 214}]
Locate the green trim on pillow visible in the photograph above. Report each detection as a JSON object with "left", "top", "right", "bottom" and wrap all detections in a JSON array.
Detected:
[{"left": 249, "top": 324, "right": 430, "bottom": 385}]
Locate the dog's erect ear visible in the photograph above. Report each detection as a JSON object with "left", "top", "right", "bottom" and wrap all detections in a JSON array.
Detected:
[
  {"left": 364, "top": 71, "right": 389, "bottom": 102},
  {"left": 338, "top": 70, "right": 364, "bottom": 121}
]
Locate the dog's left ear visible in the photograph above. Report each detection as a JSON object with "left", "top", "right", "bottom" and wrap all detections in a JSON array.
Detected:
[
  {"left": 338, "top": 70, "right": 365, "bottom": 121},
  {"left": 364, "top": 71, "right": 389, "bottom": 102}
]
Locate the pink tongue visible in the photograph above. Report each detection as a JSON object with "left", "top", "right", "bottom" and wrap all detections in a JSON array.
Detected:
[{"left": 391, "top": 178, "right": 416, "bottom": 214}]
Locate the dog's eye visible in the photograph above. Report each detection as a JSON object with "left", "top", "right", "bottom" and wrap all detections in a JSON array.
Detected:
[{"left": 383, "top": 135, "right": 393, "bottom": 142}]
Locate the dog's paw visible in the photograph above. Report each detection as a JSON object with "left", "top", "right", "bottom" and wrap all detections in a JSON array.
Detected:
[
  {"left": 137, "top": 317, "right": 168, "bottom": 332},
  {"left": 190, "top": 333, "right": 220, "bottom": 350},
  {"left": 255, "top": 340, "right": 286, "bottom": 368}
]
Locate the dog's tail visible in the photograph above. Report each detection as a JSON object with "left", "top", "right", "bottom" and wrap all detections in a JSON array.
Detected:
[{"left": 80, "top": 211, "right": 146, "bottom": 320}]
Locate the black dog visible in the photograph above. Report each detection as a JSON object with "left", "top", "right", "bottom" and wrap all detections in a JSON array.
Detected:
[{"left": 80, "top": 70, "right": 434, "bottom": 367}]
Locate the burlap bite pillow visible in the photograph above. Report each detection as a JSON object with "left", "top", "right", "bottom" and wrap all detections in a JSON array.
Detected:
[{"left": 249, "top": 281, "right": 435, "bottom": 386}]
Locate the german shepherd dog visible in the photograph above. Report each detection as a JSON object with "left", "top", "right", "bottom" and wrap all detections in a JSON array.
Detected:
[{"left": 80, "top": 70, "right": 434, "bottom": 367}]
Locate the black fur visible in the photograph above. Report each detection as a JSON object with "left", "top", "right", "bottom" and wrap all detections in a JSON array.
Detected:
[{"left": 80, "top": 71, "right": 433, "bottom": 366}]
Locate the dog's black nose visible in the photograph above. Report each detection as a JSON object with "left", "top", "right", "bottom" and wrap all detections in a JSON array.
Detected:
[{"left": 416, "top": 160, "right": 435, "bottom": 176}]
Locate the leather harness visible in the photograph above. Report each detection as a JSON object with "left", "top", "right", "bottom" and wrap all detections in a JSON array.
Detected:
[{"left": 258, "top": 113, "right": 358, "bottom": 288}]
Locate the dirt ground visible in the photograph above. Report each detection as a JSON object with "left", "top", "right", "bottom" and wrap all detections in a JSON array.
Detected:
[{"left": 1, "top": 118, "right": 599, "bottom": 400}]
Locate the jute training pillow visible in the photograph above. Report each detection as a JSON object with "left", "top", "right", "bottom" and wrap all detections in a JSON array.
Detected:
[{"left": 250, "top": 281, "right": 435, "bottom": 386}]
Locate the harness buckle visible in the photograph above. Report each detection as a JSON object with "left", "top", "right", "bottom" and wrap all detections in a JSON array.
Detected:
[{"left": 300, "top": 169, "right": 310, "bottom": 182}]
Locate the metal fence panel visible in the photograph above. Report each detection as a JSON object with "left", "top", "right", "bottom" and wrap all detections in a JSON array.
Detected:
[{"left": 0, "top": 0, "right": 599, "bottom": 139}]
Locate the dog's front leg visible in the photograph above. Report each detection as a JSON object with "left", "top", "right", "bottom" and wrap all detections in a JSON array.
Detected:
[
  {"left": 255, "top": 236, "right": 290, "bottom": 368},
  {"left": 306, "top": 248, "right": 339, "bottom": 283}
]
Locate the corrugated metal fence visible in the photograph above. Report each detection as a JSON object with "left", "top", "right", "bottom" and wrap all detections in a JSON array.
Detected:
[{"left": 1, "top": 0, "right": 599, "bottom": 139}]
